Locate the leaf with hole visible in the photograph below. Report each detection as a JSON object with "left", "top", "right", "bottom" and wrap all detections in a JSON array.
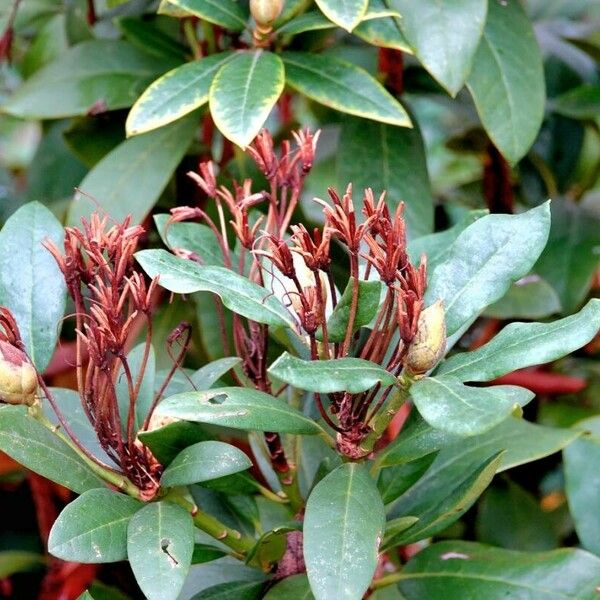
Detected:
[
  {"left": 156, "top": 387, "right": 323, "bottom": 435},
  {"left": 127, "top": 502, "right": 194, "bottom": 600}
]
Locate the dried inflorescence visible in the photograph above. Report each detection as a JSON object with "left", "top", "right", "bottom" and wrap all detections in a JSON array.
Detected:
[
  {"left": 44, "top": 215, "right": 174, "bottom": 499},
  {"left": 169, "top": 129, "right": 432, "bottom": 457}
]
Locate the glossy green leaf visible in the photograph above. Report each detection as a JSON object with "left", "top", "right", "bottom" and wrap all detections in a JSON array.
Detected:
[
  {"left": 154, "top": 214, "right": 226, "bottom": 266},
  {"left": 398, "top": 542, "right": 600, "bottom": 599},
  {"left": 156, "top": 387, "right": 323, "bottom": 434},
  {"left": 44, "top": 388, "right": 113, "bottom": 465},
  {"left": 407, "top": 210, "right": 488, "bottom": 271},
  {"left": 135, "top": 249, "right": 294, "bottom": 328},
  {"left": 325, "top": 278, "right": 381, "bottom": 342},
  {"left": 476, "top": 478, "right": 558, "bottom": 551},
  {"left": 161, "top": 441, "right": 251, "bottom": 487},
  {"left": 127, "top": 53, "right": 234, "bottom": 136},
  {"left": 304, "top": 463, "right": 385, "bottom": 600},
  {"left": 466, "top": 0, "right": 545, "bottom": 163},
  {"left": 378, "top": 453, "right": 438, "bottom": 505},
  {"left": 535, "top": 198, "right": 600, "bottom": 314},
  {"left": 353, "top": 0, "right": 410, "bottom": 52},
  {"left": 0, "top": 202, "right": 66, "bottom": 371},
  {"left": 376, "top": 411, "right": 456, "bottom": 468},
  {"left": 246, "top": 524, "right": 298, "bottom": 569},
  {"left": 0, "top": 551, "right": 44, "bottom": 578},
  {"left": 439, "top": 299, "right": 600, "bottom": 382},
  {"left": 269, "top": 352, "right": 397, "bottom": 394},
  {"left": 276, "top": 12, "right": 336, "bottom": 36},
  {"left": 116, "top": 17, "right": 187, "bottom": 61},
  {"left": 167, "top": 0, "right": 247, "bottom": 30},
  {"left": 191, "top": 544, "right": 226, "bottom": 565},
  {"left": 3, "top": 40, "right": 174, "bottom": 119},
  {"left": 68, "top": 114, "right": 196, "bottom": 225},
  {"left": 315, "top": 0, "right": 367, "bottom": 31},
  {"left": 0, "top": 405, "right": 104, "bottom": 494},
  {"left": 385, "top": 448, "right": 503, "bottom": 547},
  {"left": 411, "top": 377, "right": 532, "bottom": 437},
  {"left": 264, "top": 574, "right": 313, "bottom": 599},
  {"left": 390, "top": 0, "right": 487, "bottom": 95},
  {"left": 483, "top": 277, "right": 561, "bottom": 320},
  {"left": 62, "top": 116, "right": 124, "bottom": 168},
  {"left": 22, "top": 13, "right": 68, "bottom": 77},
  {"left": 449, "top": 416, "right": 581, "bottom": 473},
  {"left": 138, "top": 421, "right": 211, "bottom": 466},
  {"left": 337, "top": 116, "right": 433, "bottom": 238},
  {"left": 209, "top": 51, "right": 284, "bottom": 148},
  {"left": 127, "top": 502, "right": 194, "bottom": 600},
  {"left": 190, "top": 581, "right": 264, "bottom": 600},
  {"left": 554, "top": 84, "right": 600, "bottom": 119},
  {"left": 564, "top": 416, "right": 600, "bottom": 556},
  {"left": 282, "top": 52, "right": 411, "bottom": 127},
  {"left": 384, "top": 516, "right": 420, "bottom": 541},
  {"left": 426, "top": 203, "right": 551, "bottom": 338},
  {"left": 48, "top": 489, "right": 142, "bottom": 562}
]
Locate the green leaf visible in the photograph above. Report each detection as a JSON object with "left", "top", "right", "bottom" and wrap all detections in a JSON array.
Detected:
[
  {"left": 315, "top": 0, "right": 367, "bottom": 31},
  {"left": 378, "top": 453, "right": 437, "bottom": 504},
  {"left": 161, "top": 441, "right": 251, "bottom": 487},
  {"left": 564, "top": 416, "right": 600, "bottom": 556},
  {"left": 476, "top": 478, "right": 558, "bottom": 551},
  {"left": 438, "top": 299, "right": 600, "bottom": 382},
  {"left": 48, "top": 489, "right": 142, "bottom": 562},
  {"left": 264, "top": 575, "right": 313, "bottom": 599},
  {"left": 2, "top": 40, "right": 175, "bottom": 119},
  {"left": 325, "top": 278, "right": 381, "bottom": 342},
  {"left": 0, "top": 202, "right": 66, "bottom": 371},
  {"left": 535, "top": 198, "right": 600, "bottom": 314},
  {"left": 44, "top": 387, "right": 112, "bottom": 465},
  {"left": 353, "top": 1, "right": 410, "bottom": 52},
  {"left": 376, "top": 411, "right": 455, "bottom": 468},
  {"left": 0, "top": 405, "right": 104, "bottom": 494},
  {"left": 190, "top": 581, "right": 264, "bottom": 600},
  {"left": 483, "top": 277, "right": 561, "bottom": 320},
  {"left": 136, "top": 249, "right": 294, "bottom": 328},
  {"left": 390, "top": 0, "right": 487, "bottom": 96},
  {"left": 192, "top": 544, "right": 227, "bottom": 565},
  {"left": 426, "top": 203, "right": 551, "bottom": 338},
  {"left": 209, "top": 51, "right": 284, "bottom": 148},
  {"left": 304, "top": 463, "right": 385, "bottom": 600},
  {"left": 466, "top": 0, "right": 545, "bottom": 164},
  {"left": 116, "top": 17, "right": 187, "bottom": 61},
  {"left": 411, "top": 377, "right": 532, "bottom": 437},
  {"left": 0, "top": 551, "right": 44, "bottom": 578},
  {"left": 337, "top": 116, "right": 433, "bottom": 238},
  {"left": 398, "top": 542, "right": 600, "bottom": 599},
  {"left": 276, "top": 12, "right": 336, "bottom": 36},
  {"left": 156, "top": 387, "right": 323, "bottom": 435},
  {"left": 268, "top": 352, "right": 397, "bottom": 394},
  {"left": 282, "top": 52, "right": 411, "bottom": 127},
  {"left": 138, "top": 421, "right": 211, "bottom": 466},
  {"left": 384, "top": 516, "right": 419, "bottom": 541},
  {"left": 448, "top": 416, "right": 581, "bottom": 473},
  {"left": 553, "top": 84, "right": 600, "bottom": 119},
  {"left": 68, "top": 114, "right": 197, "bottom": 225},
  {"left": 167, "top": 0, "right": 247, "bottom": 30},
  {"left": 246, "top": 524, "right": 298, "bottom": 569},
  {"left": 22, "top": 13, "right": 68, "bottom": 77},
  {"left": 77, "top": 593, "right": 94, "bottom": 600},
  {"left": 154, "top": 214, "right": 226, "bottom": 267},
  {"left": 127, "top": 53, "right": 234, "bottom": 136},
  {"left": 385, "top": 448, "right": 503, "bottom": 547},
  {"left": 127, "top": 502, "right": 194, "bottom": 600},
  {"left": 408, "top": 210, "right": 488, "bottom": 271}
]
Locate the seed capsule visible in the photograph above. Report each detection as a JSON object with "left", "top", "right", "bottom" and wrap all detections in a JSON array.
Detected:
[
  {"left": 405, "top": 300, "right": 446, "bottom": 378},
  {"left": 0, "top": 340, "right": 38, "bottom": 406}
]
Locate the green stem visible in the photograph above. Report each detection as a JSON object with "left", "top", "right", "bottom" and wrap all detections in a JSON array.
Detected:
[
  {"left": 359, "top": 376, "right": 413, "bottom": 456},
  {"left": 183, "top": 19, "right": 201, "bottom": 59},
  {"left": 32, "top": 408, "right": 142, "bottom": 500},
  {"left": 278, "top": 468, "right": 303, "bottom": 513},
  {"left": 202, "top": 20, "right": 216, "bottom": 55},
  {"left": 371, "top": 571, "right": 408, "bottom": 590},
  {"left": 168, "top": 493, "right": 255, "bottom": 556}
]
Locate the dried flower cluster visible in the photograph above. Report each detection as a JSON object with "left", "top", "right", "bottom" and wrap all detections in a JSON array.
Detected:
[
  {"left": 169, "top": 129, "right": 429, "bottom": 457},
  {"left": 44, "top": 216, "right": 171, "bottom": 499}
]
